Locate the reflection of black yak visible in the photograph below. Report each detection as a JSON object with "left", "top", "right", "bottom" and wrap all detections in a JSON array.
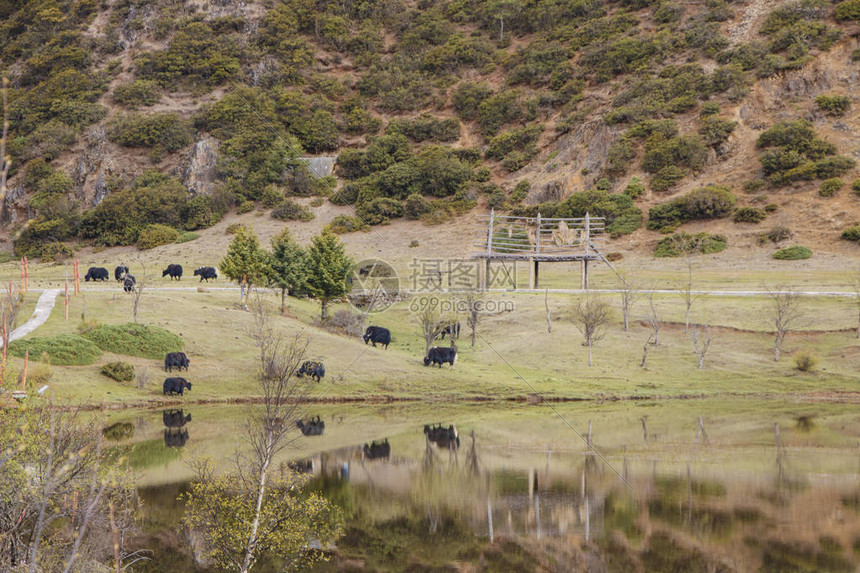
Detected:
[
  {"left": 289, "top": 458, "right": 314, "bottom": 473},
  {"left": 162, "top": 409, "right": 192, "bottom": 428},
  {"left": 297, "top": 416, "right": 325, "bottom": 436},
  {"left": 363, "top": 439, "right": 390, "bottom": 460},
  {"left": 424, "top": 424, "right": 460, "bottom": 449},
  {"left": 164, "top": 428, "right": 189, "bottom": 447}
]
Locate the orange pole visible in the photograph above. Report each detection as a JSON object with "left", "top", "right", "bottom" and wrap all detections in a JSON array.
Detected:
[{"left": 21, "top": 350, "right": 28, "bottom": 391}]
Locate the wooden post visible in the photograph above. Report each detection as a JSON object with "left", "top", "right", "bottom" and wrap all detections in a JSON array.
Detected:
[
  {"left": 534, "top": 213, "right": 541, "bottom": 289},
  {"left": 21, "top": 350, "right": 28, "bottom": 390},
  {"left": 487, "top": 498, "right": 494, "bottom": 543},
  {"left": 74, "top": 259, "right": 80, "bottom": 294},
  {"left": 587, "top": 419, "right": 593, "bottom": 452},
  {"left": 581, "top": 213, "right": 591, "bottom": 290},
  {"left": 64, "top": 278, "right": 69, "bottom": 320},
  {"left": 485, "top": 209, "right": 494, "bottom": 291}
]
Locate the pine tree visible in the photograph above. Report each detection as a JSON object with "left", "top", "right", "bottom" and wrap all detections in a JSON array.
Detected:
[
  {"left": 306, "top": 232, "right": 354, "bottom": 321},
  {"left": 268, "top": 229, "right": 308, "bottom": 313},
  {"left": 220, "top": 227, "right": 269, "bottom": 299}
]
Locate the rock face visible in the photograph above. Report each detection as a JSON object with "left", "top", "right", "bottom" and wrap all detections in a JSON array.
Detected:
[
  {"left": 72, "top": 126, "right": 116, "bottom": 207},
  {"left": 184, "top": 137, "right": 219, "bottom": 195}
]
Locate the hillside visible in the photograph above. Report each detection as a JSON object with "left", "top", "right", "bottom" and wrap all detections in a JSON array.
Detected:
[{"left": 2, "top": 0, "right": 860, "bottom": 260}]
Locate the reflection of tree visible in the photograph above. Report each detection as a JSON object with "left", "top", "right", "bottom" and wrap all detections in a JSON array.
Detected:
[{"left": 182, "top": 296, "right": 341, "bottom": 572}]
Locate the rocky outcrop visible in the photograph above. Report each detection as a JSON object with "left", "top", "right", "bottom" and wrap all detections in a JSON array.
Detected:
[
  {"left": 184, "top": 137, "right": 219, "bottom": 195},
  {"left": 72, "top": 126, "right": 118, "bottom": 207}
]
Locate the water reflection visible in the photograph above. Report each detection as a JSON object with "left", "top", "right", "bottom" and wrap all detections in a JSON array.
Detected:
[
  {"left": 162, "top": 408, "right": 191, "bottom": 448},
  {"left": 112, "top": 402, "right": 860, "bottom": 571},
  {"left": 297, "top": 415, "right": 325, "bottom": 436}
]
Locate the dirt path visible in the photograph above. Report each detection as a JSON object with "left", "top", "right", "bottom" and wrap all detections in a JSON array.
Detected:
[{"left": 3, "top": 289, "right": 61, "bottom": 346}]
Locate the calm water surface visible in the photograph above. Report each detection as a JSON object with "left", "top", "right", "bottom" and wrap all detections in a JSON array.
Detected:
[{"left": 103, "top": 400, "right": 860, "bottom": 572}]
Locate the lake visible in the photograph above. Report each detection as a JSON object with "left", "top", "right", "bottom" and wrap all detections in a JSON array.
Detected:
[{"left": 103, "top": 399, "right": 860, "bottom": 572}]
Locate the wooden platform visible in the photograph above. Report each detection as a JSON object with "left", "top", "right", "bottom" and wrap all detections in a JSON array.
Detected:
[{"left": 471, "top": 210, "right": 617, "bottom": 289}]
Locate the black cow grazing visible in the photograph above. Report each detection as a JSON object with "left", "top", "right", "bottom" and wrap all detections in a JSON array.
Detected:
[
  {"left": 298, "top": 361, "right": 325, "bottom": 382},
  {"left": 114, "top": 265, "right": 129, "bottom": 282},
  {"left": 163, "top": 377, "right": 192, "bottom": 396},
  {"left": 162, "top": 409, "right": 192, "bottom": 428},
  {"left": 424, "top": 346, "right": 457, "bottom": 368},
  {"left": 164, "top": 428, "right": 189, "bottom": 448},
  {"left": 424, "top": 424, "right": 460, "bottom": 449},
  {"left": 193, "top": 267, "right": 218, "bottom": 282},
  {"left": 296, "top": 416, "right": 325, "bottom": 436},
  {"left": 363, "top": 326, "right": 391, "bottom": 349},
  {"left": 162, "top": 264, "right": 183, "bottom": 280},
  {"left": 363, "top": 439, "right": 390, "bottom": 460},
  {"left": 122, "top": 275, "right": 136, "bottom": 293},
  {"left": 164, "top": 352, "right": 189, "bottom": 372},
  {"left": 84, "top": 267, "right": 109, "bottom": 282},
  {"left": 440, "top": 322, "right": 461, "bottom": 340}
]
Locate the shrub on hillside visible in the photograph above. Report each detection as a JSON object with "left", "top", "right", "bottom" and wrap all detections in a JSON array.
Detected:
[
  {"left": 773, "top": 245, "right": 812, "bottom": 260},
  {"left": 113, "top": 80, "right": 161, "bottom": 107},
  {"left": 101, "top": 361, "right": 135, "bottom": 382},
  {"left": 137, "top": 224, "right": 180, "bottom": 250},
  {"left": 8, "top": 335, "right": 102, "bottom": 365},
  {"left": 386, "top": 114, "right": 460, "bottom": 143},
  {"left": 109, "top": 112, "right": 192, "bottom": 152},
  {"left": 404, "top": 194, "right": 433, "bottom": 219},
  {"left": 325, "top": 215, "right": 370, "bottom": 234},
  {"left": 39, "top": 242, "right": 75, "bottom": 262},
  {"left": 757, "top": 120, "right": 855, "bottom": 186},
  {"left": 271, "top": 200, "right": 314, "bottom": 222},
  {"left": 836, "top": 0, "right": 860, "bottom": 21},
  {"left": 452, "top": 82, "right": 493, "bottom": 120},
  {"left": 624, "top": 177, "right": 645, "bottom": 198},
  {"left": 819, "top": 178, "right": 843, "bottom": 197},
  {"left": 733, "top": 207, "right": 766, "bottom": 223},
  {"left": 513, "top": 190, "right": 642, "bottom": 237},
  {"left": 793, "top": 351, "right": 818, "bottom": 372},
  {"left": 176, "top": 232, "right": 200, "bottom": 244},
  {"left": 815, "top": 95, "right": 851, "bottom": 116},
  {"left": 355, "top": 197, "right": 404, "bottom": 225},
  {"left": 654, "top": 233, "right": 727, "bottom": 257},
  {"left": 760, "top": 225, "right": 793, "bottom": 243},
  {"left": 225, "top": 223, "right": 245, "bottom": 235},
  {"left": 82, "top": 323, "right": 183, "bottom": 359},
  {"left": 647, "top": 186, "right": 736, "bottom": 231},
  {"left": 840, "top": 226, "right": 860, "bottom": 241}
]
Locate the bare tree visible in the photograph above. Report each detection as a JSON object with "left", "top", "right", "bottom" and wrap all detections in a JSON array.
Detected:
[
  {"left": 645, "top": 293, "right": 662, "bottom": 346},
  {"left": 545, "top": 288, "right": 552, "bottom": 334},
  {"left": 182, "top": 292, "right": 338, "bottom": 573},
  {"left": 764, "top": 286, "right": 802, "bottom": 361},
  {"left": 571, "top": 296, "right": 611, "bottom": 367},
  {"left": 640, "top": 334, "right": 654, "bottom": 368},
  {"left": 617, "top": 274, "right": 639, "bottom": 332},
  {"left": 669, "top": 234, "right": 703, "bottom": 333},
  {"left": 1, "top": 77, "right": 10, "bottom": 212},
  {"left": 132, "top": 269, "right": 146, "bottom": 323},
  {"left": 689, "top": 326, "right": 712, "bottom": 369},
  {"left": 464, "top": 291, "right": 481, "bottom": 347},
  {"left": 415, "top": 304, "right": 455, "bottom": 357}
]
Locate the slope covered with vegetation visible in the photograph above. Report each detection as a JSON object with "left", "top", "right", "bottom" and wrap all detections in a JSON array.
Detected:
[{"left": 2, "top": 0, "right": 860, "bottom": 258}]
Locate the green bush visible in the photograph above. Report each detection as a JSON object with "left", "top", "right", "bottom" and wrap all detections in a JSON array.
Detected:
[
  {"left": 39, "top": 242, "right": 75, "bottom": 262},
  {"left": 477, "top": 90, "right": 523, "bottom": 136},
  {"left": 109, "top": 112, "right": 192, "bottom": 152},
  {"left": 699, "top": 116, "right": 737, "bottom": 146},
  {"left": 82, "top": 323, "right": 184, "bottom": 359},
  {"left": 325, "top": 215, "right": 371, "bottom": 234},
  {"left": 113, "top": 80, "right": 161, "bottom": 107},
  {"left": 654, "top": 232, "right": 727, "bottom": 257},
  {"left": 836, "top": 0, "right": 860, "bottom": 21},
  {"left": 8, "top": 335, "right": 102, "bottom": 365},
  {"left": 261, "top": 185, "right": 285, "bottom": 208},
  {"left": 355, "top": 197, "right": 404, "bottom": 225},
  {"left": 642, "top": 135, "right": 708, "bottom": 174},
  {"left": 649, "top": 166, "right": 687, "bottom": 192},
  {"left": 514, "top": 190, "right": 642, "bottom": 237},
  {"left": 733, "top": 207, "right": 766, "bottom": 223},
  {"left": 137, "top": 224, "right": 180, "bottom": 250},
  {"left": 793, "top": 351, "right": 818, "bottom": 372},
  {"left": 386, "top": 114, "right": 460, "bottom": 142},
  {"left": 647, "top": 186, "right": 736, "bottom": 231},
  {"left": 840, "top": 226, "right": 860, "bottom": 241},
  {"left": 176, "top": 232, "right": 200, "bottom": 243},
  {"left": 852, "top": 179, "right": 860, "bottom": 195},
  {"left": 757, "top": 120, "right": 855, "bottom": 185},
  {"left": 181, "top": 195, "right": 220, "bottom": 230},
  {"left": 101, "top": 361, "right": 135, "bottom": 382},
  {"left": 271, "top": 200, "right": 314, "bottom": 222},
  {"left": 453, "top": 82, "right": 493, "bottom": 120},
  {"left": 404, "top": 194, "right": 433, "bottom": 219},
  {"left": 486, "top": 125, "right": 543, "bottom": 165},
  {"left": 624, "top": 177, "right": 645, "bottom": 198},
  {"left": 819, "top": 178, "right": 843, "bottom": 197},
  {"left": 815, "top": 95, "right": 851, "bottom": 116},
  {"left": 773, "top": 245, "right": 812, "bottom": 260},
  {"left": 225, "top": 223, "right": 245, "bottom": 235}
]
